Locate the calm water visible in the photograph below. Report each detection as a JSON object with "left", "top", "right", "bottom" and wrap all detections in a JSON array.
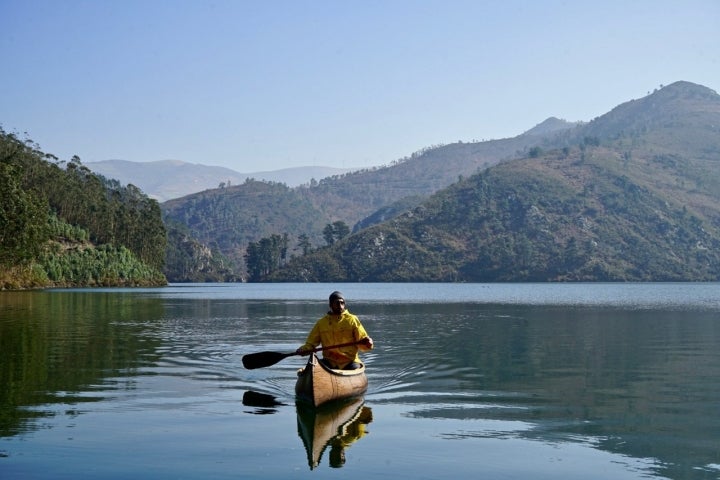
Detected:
[{"left": 1, "top": 283, "right": 719, "bottom": 479}]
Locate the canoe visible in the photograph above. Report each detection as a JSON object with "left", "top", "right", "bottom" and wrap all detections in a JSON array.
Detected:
[
  {"left": 295, "top": 353, "right": 368, "bottom": 407},
  {"left": 296, "top": 397, "right": 372, "bottom": 469}
]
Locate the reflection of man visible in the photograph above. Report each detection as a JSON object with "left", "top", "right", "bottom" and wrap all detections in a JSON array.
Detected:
[{"left": 329, "top": 406, "right": 373, "bottom": 468}]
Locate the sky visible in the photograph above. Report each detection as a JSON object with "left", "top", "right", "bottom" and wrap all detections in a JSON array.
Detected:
[{"left": 1, "top": 0, "right": 718, "bottom": 172}]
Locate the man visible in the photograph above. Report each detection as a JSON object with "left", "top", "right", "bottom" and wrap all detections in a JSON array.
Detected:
[{"left": 296, "top": 291, "right": 373, "bottom": 369}]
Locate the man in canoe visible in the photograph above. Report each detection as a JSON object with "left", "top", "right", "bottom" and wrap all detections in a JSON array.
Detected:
[{"left": 296, "top": 291, "right": 373, "bottom": 370}]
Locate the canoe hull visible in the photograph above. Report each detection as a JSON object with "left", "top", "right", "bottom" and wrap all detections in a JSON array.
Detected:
[{"left": 295, "top": 354, "right": 368, "bottom": 407}]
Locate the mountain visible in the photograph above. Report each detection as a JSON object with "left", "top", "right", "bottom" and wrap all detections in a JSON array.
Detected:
[
  {"left": 161, "top": 179, "right": 330, "bottom": 281},
  {"left": 160, "top": 118, "right": 578, "bottom": 280},
  {"left": 303, "top": 125, "right": 581, "bottom": 229},
  {"left": 86, "top": 159, "right": 351, "bottom": 201},
  {"left": 521, "top": 117, "right": 583, "bottom": 137},
  {"left": 266, "top": 81, "right": 720, "bottom": 282}
]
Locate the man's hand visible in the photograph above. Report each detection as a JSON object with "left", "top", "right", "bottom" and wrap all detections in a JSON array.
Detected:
[{"left": 359, "top": 337, "right": 374, "bottom": 349}]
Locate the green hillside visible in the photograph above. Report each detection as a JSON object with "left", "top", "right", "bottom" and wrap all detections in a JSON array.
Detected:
[
  {"left": 0, "top": 129, "right": 167, "bottom": 289},
  {"left": 304, "top": 120, "right": 579, "bottom": 228},
  {"left": 161, "top": 119, "right": 576, "bottom": 280},
  {"left": 267, "top": 81, "right": 720, "bottom": 282},
  {"left": 161, "top": 180, "right": 331, "bottom": 278}
]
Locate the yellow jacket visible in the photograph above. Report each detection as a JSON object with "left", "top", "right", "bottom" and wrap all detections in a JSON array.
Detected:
[{"left": 300, "top": 310, "right": 371, "bottom": 369}]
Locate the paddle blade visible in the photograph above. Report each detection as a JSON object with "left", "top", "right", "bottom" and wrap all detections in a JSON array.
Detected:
[{"left": 242, "top": 350, "right": 295, "bottom": 369}]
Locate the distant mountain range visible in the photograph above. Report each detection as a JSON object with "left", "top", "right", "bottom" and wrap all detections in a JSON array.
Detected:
[
  {"left": 85, "top": 159, "right": 352, "bottom": 201},
  {"left": 87, "top": 117, "right": 580, "bottom": 203},
  {"left": 160, "top": 80, "right": 720, "bottom": 282}
]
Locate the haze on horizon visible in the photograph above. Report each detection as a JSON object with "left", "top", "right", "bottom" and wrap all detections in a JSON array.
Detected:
[{"left": 1, "top": 0, "right": 718, "bottom": 172}]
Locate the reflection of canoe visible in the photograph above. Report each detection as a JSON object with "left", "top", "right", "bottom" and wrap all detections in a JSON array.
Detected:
[
  {"left": 296, "top": 396, "right": 372, "bottom": 469},
  {"left": 295, "top": 353, "right": 368, "bottom": 407}
]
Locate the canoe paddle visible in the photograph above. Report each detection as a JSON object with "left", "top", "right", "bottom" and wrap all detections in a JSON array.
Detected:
[{"left": 242, "top": 340, "right": 362, "bottom": 370}]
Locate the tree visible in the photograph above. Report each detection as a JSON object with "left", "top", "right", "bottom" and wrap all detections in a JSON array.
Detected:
[
  {"left": 528, "top": 146, "right": 543, "bottom": 158},
  {"left": 245, "top": 233, "right": 289, "bottom": 281},
  {"left": 323, "top": 221, "right": 350, "bottom": 246},
  {"left": 0, "top": 162, "right": 49, "bottom": 264},
  {"left": 296, "top": 234, "right": 312, "bottom": 255},
  {"left": 333, "top": 221, "right": 350, "bottom": 240}
]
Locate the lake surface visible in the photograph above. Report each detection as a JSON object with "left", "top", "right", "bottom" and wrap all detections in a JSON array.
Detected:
[{"left": 1, "top": 283, "right": 719, "bottom": 479}]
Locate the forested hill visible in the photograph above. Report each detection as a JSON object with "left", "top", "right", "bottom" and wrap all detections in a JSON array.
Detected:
[
  {"left": 0, "top": 129, "right": 167, "bottom": 289},
  {"left": 267, "top": 81, "right": 720, "bottom": 282},
  {"left": 304, "top": 116, "right": 580, "bottom": 228},
  {"left": 161, "top": 117, "right": 577, "bottom": 280},
  {"left": 161, "top": 180, "right": 330, "bottom": 281}
]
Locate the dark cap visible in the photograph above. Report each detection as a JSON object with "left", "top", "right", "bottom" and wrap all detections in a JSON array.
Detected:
[{"left": 329, "top": 291, "right": 344, "bottom": 302}]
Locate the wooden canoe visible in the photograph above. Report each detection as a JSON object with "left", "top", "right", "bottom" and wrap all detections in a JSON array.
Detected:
[{"left": 295, "top": 353, "right": 368, "bottom": 407}]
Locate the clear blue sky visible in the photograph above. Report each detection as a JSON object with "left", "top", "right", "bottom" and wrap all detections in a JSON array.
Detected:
[{"left": 2, "top": 0, "right": 718, "bottom": 172}]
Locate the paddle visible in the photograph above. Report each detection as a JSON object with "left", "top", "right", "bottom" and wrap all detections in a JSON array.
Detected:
[{"left": 242, "top": 340, "right": 362, "bottom": 370}]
